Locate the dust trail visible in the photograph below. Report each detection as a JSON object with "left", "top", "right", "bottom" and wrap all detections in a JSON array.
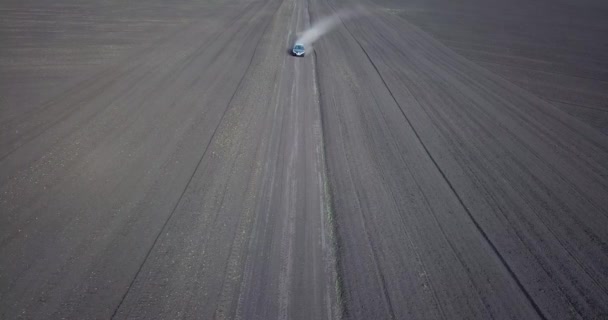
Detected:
[{"left": 296, "top": 8, "right": 362, "bottom": 48}]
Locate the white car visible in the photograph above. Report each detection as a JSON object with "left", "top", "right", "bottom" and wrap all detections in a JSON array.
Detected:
[{"left": 292, "top": 43, "right": 305, "bottom": 57}]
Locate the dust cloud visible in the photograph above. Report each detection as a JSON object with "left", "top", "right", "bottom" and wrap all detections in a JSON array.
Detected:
[{"left": 296, "top": 8, "right": 363, "bottom": 48}]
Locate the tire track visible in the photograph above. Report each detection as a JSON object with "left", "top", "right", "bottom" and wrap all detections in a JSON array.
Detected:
[
  {"left": 326, "top": 3, "right": 548, "bottom": 318},
  {"left": 109, "top": 1, "right": 280, "bottom": 316}
]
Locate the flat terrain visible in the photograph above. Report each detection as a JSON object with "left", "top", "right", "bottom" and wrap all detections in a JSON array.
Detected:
[
  {"left": 388, "top": 0, "right": 608, "bottom": 134},
  {"left": 1, "top": 0, "right": 607, "bottom": 319}
]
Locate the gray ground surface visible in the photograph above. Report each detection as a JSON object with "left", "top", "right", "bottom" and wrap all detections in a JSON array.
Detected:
[
  {"left": 1, "top": 0, "right": 607, "bottom": 319},
  {"left": 385, "top": 0, "right": 608, "bottom": 134}
]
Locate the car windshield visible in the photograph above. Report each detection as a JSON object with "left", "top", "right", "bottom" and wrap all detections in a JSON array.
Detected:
[{"left": 294, "top": 45, "right": 304, "bottom": 50}]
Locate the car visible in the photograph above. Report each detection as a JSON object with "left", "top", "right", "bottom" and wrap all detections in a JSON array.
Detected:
[{"left": 292, "top": 43, "right": 305, "bottom": 57}]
